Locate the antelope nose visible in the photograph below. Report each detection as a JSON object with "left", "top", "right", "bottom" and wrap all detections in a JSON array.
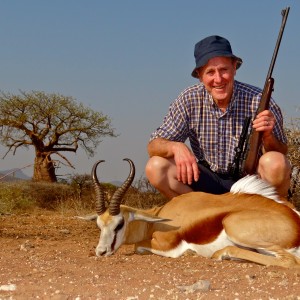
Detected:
[{"left": 95, "top": 248, "right": 107, "bottom": 256}]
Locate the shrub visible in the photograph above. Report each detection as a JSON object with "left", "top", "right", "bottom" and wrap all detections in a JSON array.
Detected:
[
  {"left": 0, "top": 175, "right": 166, "bottom": 215},
  {"left": 0, "top": 181, "right": 36, "bottom": 214},
  {"left": 0, "top": 181, "right": 77, "bottom": 214},
  {"left": 285, "top": 115, "right": 300, "bottom": 210}
]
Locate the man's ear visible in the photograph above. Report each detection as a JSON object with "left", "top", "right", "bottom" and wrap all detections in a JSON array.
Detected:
[
  {"left": 196, "top": 69, "right": 203, "bottom": 82},
  {"left": 233, "top": 59, "right": 238, "bottom": 74}
]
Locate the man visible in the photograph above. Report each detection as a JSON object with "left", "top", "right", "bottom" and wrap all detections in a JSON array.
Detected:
[{"left": 146, "top": 35, "right": 290, "bottom": 199}]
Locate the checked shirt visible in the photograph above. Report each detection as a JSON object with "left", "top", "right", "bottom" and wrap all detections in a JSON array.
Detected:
[{"left": 150, "top": 80, "right": 287, "bottom": 174}]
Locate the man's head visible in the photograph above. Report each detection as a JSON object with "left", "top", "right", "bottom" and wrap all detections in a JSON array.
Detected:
[
  {"left": 197, "top": 56, "right": 237, "bottom": 108},
  {"left": 191, "top": 36, "right": 242, "bottom": 108},
  {"left": 191, "top": 35, "right": 242, "bottom": 78}
]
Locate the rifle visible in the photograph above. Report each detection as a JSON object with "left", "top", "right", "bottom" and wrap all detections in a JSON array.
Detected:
[{"left": 229, "top": 7, "right": 290, "bottom": 179}]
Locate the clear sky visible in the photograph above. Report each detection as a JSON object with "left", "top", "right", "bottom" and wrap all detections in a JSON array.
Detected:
[{"left": 0, "top": 0, "right": 299, "bottom": 183}]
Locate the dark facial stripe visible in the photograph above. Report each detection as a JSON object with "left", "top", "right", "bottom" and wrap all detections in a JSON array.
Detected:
[{"left": 111, "top": 218, "right": 124, "bottom": 251}]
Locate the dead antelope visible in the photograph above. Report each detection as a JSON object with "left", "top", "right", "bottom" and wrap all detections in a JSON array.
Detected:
[{"left": 91, "top": 158, "right": 300, "bottom": 268}]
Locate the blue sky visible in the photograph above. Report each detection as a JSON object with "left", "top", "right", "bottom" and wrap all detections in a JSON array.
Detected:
[{"left": 0, "top": 0, "right": 299, "bottom": 182}]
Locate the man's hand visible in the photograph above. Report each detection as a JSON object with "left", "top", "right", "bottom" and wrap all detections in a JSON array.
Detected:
[
  {"left": 252, "top": 110, "right": 274, "bottom": 138},
  {"left": 171, "top": 142, "right": 199, "bottom": 185},
  {"left": 252, "top": 109, "right": 287, "bottom": 154}
]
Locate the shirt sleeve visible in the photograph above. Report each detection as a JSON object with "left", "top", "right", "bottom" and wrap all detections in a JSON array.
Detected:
[{"left": 149, "top": 94, "right": 190, "bottom": 143}]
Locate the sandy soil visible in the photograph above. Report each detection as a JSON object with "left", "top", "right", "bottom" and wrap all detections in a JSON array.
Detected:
[{"left": 1, "top": 210, "right": 300, "bottom": 300}]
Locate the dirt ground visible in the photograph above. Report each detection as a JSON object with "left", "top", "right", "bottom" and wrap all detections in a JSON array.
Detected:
[{"left": 1, "top": 210, "right": 300, "bottom": 300}]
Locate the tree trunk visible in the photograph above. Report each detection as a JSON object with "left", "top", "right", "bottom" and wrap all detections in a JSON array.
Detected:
[{"left": 33, "top": 153, "right": 57, "bottom": 182}]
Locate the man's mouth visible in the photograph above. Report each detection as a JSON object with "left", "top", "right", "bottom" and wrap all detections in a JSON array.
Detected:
[{"left": 214, "top": 85, "right": 226, "bottom": 90}]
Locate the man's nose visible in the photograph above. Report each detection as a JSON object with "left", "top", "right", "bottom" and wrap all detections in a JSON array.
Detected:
[{"left": 214, "top": 71, "right": 222, "bottom": 83}]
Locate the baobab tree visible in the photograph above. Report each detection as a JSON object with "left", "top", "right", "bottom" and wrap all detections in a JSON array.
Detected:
[{"left": 0, "top": 90, "right": 116, "bottom": 182}]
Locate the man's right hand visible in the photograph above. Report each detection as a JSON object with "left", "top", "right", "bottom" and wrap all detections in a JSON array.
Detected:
[
  {"left": 148, "top": 138, "right": 199, "bottom": 185},
  {"left": 171, "top": 142, "right": 199, "bottom": 185}
]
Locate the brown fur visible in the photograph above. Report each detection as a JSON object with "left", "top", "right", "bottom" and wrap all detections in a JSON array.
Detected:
[{"left": 97, "top": 190, "right": 300, "bottom": 267}]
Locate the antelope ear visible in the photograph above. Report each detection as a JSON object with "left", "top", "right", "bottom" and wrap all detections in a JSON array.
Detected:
[
  {"left": 75, "top": 214, "right": 98, "bottom": 221},
  {"left": 128, "top": 210, "right": 171, "bottom": 223}
]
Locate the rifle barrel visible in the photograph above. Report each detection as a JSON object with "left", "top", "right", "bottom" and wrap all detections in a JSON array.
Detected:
[
  {"left": 267, "top": 7, "right": 290, "bottom": 79},
  {"left": 240, "top": 7, "right": 290, "bottom": 176}
]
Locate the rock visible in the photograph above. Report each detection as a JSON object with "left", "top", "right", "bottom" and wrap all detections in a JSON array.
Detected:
[
  {"left": 0, "top": 284, "right": 17, "bottom": 291},
  {"left": 177, "top": 279, "right": 211, "bottom": 293}
]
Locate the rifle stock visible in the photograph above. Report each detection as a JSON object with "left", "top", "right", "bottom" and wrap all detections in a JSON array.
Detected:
[{"left": 242, "top": 78, "right": 274, "bottom": 175}]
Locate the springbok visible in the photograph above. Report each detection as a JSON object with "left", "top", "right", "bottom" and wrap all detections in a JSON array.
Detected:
[{"left": 90, "top": 158, "right": 300, "bottom": 268}]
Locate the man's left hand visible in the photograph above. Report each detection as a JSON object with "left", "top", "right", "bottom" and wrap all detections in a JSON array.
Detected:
[{"left": 252, "top": 110, "right": 274, "bottom": 137}]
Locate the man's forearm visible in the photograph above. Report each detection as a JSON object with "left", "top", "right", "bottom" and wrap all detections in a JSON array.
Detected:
[
  {"left": 262, "top": 134, "right": 288, "bottom": 154},
  {"left": 147, "top": 138, "right": 178, "bottom": 158}
]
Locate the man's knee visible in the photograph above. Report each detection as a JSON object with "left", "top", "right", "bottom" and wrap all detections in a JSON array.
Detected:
[
  {"left": 258, "top": 151, "right": 291, "bottom": 197},
  {"left": 145, "top": 156, "right": 168, "bottom": 185},
  {"left": 146, "top": 156, "right": 162, "bottom": 175},
  {"left": 258, "top": 151, "right": 290, "bottom": 176}
]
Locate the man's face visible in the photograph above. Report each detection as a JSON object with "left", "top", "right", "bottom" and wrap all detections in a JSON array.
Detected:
[{"left": 198, "top": 56, "right": 237, "bottom": 107}]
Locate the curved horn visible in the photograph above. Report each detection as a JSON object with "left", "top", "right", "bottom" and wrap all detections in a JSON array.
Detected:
[
  {"left": 92, "top": 160, "right": 106, "bottom": 215},
  {"left": 109, "top": 158, "right": 135, "bottom": 216}
]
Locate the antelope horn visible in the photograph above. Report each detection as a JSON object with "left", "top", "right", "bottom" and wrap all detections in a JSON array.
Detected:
[
  {"left": 109, "top": 158, "right": 135, "bottom": 216},
  {"left": 92, "top": 160, "right": 106, "bottom": 215}
]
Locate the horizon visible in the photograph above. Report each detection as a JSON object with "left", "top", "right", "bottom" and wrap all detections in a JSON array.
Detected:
[{"left": 0, "top": 1, "right": 299, "bottom": 182}]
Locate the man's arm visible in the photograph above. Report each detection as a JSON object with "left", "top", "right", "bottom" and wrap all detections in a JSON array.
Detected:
[
  {"left": 262, "top": 132, "right": 288, "bottom": 154},
  {"left": 147, "top": 137, "right": 178, "bottom": 158},
  {"left": 253, "top": 110, "right": 288, "bottom": 154},
  {"left": 147, "top": 138, "right": 199, "bottom": 185}
]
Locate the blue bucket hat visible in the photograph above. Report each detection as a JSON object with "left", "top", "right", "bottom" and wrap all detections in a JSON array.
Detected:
[{"left": 191, "top": 35, "right": 242, "bottom": 78}]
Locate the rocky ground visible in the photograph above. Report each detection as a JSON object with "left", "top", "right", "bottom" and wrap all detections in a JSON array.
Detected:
[{"left": 1, "top": 210, "right": 300, "bottom": 300}]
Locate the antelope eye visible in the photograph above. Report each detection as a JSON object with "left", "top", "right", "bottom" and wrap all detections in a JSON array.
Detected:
[{"left": 115, "top": 218, "right": 124, "bottom": 232}]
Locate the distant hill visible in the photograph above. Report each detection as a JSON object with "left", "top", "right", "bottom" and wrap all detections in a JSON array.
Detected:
[
  {"left": 0, "top": 169, "right": 31, "bottom": 181},
  {"left": 110, "top": 180, "right": 122, "bottom": 187},
  {"left": 0, "top": 170, "right": 123, "bottom": 184}
]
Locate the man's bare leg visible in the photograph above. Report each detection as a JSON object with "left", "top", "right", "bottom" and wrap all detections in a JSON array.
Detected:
[
  {"left": 145, "top": 156, "right": 193, "bottom": 200},
  {"left": 257, "top": 151, "right": 291, "bottom": 198}
]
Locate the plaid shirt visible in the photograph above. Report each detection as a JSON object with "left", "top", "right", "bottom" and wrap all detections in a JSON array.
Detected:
[{"left": 150, "top": 80, "right": 287, "bottom": 174}]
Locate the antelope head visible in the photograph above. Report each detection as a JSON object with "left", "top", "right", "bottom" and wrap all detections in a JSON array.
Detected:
[
  {"left": 92, "top": 158, "right": 134, "bottom": 256},
  {"left": 92, "top": 158, "right": 168, "bottom": 257}
]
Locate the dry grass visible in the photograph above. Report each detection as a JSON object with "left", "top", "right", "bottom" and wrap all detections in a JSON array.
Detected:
[
  {"left": 0, "top": 170, "right": 298, "bottom": 215},
  {"left": 286, "top": 117, "right": 300, "bottom": 210},
  {"left": 0, "top": 178, "right": 167, "bottom": 215}
]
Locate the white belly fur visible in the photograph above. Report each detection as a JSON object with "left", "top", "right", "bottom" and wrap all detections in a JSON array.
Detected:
[{"left": 137, "top": 230, "right": 234, "bottom": 258}]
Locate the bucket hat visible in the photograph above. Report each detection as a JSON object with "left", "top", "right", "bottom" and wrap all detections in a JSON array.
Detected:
[{"left": 191, "top": 35, "right": 242, "bottom": 78}]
